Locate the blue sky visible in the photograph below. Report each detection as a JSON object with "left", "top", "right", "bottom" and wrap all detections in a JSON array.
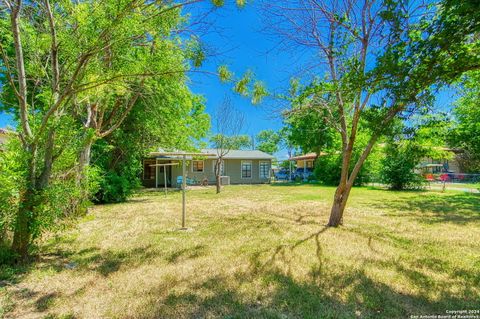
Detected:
[
  {"left": 0, "top": 113, "right": 11, "bottom": 128},
  {"left": 188, "top": 2, "right": 296, "bottom": 137},
  {"left": 0, "top": 1, "right": 458, "bottom": 160}
]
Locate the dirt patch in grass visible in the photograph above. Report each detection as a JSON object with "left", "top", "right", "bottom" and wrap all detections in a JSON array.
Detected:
[{"left": 1, "top": 185, "right": 479, "bottom": 318}]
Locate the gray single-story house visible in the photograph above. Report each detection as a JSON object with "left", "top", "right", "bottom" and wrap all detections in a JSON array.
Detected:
[{"left": 141, "top": 149, "right": 275, "bottom": 188}]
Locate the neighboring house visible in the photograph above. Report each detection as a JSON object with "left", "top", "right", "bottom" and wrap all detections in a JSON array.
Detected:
[
  {"left": 141, "top": 149, "right": 275, "bottom": 188},
  {"left": 289, "top": 152, "right": 318, "bottom": 170},
  {"left": 288, "top": 152, "right": 329, "bottom": 180},
  {"left": 417, "top": 148, "right": 464, "bottom": 174},
  {"left": 293, "top": 148, "right": 466, "bottom": 175},
  {"left": 289, "top": 152, "right": 333, "bottom": 166}
]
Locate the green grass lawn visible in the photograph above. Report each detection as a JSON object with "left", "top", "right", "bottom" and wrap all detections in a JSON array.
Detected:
[{"left": 1, "top": 185, "right": 479, "bottom": 319}]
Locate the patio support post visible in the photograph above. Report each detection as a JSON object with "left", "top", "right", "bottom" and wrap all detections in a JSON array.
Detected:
[
  {"left": 289, "top": 159, "right": 292, "bottom": 181},
  {"left": 164, "top": 166, "right": 167, "bottom": 197},
  {"left": 182, "top": 154, "right": 186, "bottom": 229},
  {"left": 155, "top": 158, "right": 158, "bottom": 188},
  {"left": 304, "top": 160, "right": 307, "bottom": 181}
]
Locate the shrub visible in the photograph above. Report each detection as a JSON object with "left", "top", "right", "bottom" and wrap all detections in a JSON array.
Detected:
[
  {"left": 0, "top": 140, "right": 25, "bottom": 249},
  {"left": 380, "top": 142, "right": 427, "bottom": 190},
  {"left": 314, "top": 153, "right": 375, "bottom": 186},
  {"left": 95, "top": 171, "right": 136, "bottom": 203},
  {"left": 0, "top": 139, "right": 101, "bottom": 260}
]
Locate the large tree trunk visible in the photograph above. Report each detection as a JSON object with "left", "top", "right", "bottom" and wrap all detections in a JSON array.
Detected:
[
  {"left": 12, "top": 132, "right": 56, "bottom": 260},
  {"left": 327, "top": 132, "right": 381, "bottom": 227},
  {"left": 328, "top": 182, "right": 352, "bottom": 226},
  {"left": 12, "top": 147, "right": 39, "bottom": 260},
  {"left": 11, "top": 187, "right": 35, "bottom": 260}
]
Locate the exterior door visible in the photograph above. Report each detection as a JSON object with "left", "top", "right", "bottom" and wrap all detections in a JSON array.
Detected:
[{"left": 156, "top": 163, "right": 172, "bottom": 187}]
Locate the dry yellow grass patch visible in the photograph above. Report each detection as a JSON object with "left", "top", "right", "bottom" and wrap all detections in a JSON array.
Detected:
[{"left": 1, "top": 184, "right": 479, "bottom": 319}]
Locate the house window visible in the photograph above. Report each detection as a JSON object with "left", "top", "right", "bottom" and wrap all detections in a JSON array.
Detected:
[
  {"left": 306, "top": 161, "right": 314, "bottom": 168},
  {"left": 241, "top": 161, "right": 252, "bottom": 178},
  {"left": 143, "top": 160, "right": 156, "bottom": 180},
  {"left": 192, "top": 160, "right": 204, "bottom": 172},
  {"left": 259, "top": 161, "right": 270, "bottom": 179},
  {"left": 213, "top": 160, "right": 225, "bottom": 175}
]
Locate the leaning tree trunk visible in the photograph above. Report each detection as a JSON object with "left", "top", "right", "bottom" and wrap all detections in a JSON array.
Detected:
[
  {"left": 327, "top": 144, "right": 354, "bottom": 227},
  {"left": 327, "top": 132, "right": 380, "bottom": 227},
  {"left": 328, "top": 182, "right": 353, "bottom": 226}
]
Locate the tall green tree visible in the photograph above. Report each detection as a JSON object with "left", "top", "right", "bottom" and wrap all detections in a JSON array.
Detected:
[
  {"left": 283, "top": 81, "right": 337, "bottom": 156},
  {"left": 0, "top": 0, "right": 248, "bottom": 259},
  {"left": 265, "top": 0, "right": 480, "bottom": 226},
  {"left": 255, "top": 130, "right": 282, "bottom": 155},
  {"left": 449, "top": 72, "right": 480, "bottom": 173},
  {"left": 93, "top": 83, "right": 210, "bottom": 203}
]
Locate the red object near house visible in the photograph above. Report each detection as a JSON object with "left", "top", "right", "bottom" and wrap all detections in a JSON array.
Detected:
[{"left": 425, "top": 174, "right": 435, "bottom": 182}]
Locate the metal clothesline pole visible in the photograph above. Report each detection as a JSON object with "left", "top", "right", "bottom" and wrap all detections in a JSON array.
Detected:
[
  {"left": 149, "top": 151, "right": 216, "bottom": 230},
  {"left": 182, "top": 154, "right": 187, "bottom": 229}
]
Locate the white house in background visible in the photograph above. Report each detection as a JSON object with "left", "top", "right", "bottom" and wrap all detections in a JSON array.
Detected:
[
  {"left": 417, "top": 148, "right": 464, "bottom": 174},
  {"left": 141, "top": 149, "right": 275, "bottom": 188}
]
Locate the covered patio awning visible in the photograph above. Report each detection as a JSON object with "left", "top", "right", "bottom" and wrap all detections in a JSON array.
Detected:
[
  {"left": 289, "top": 152, "right": 329, "bottom": 161},
  {"left": 149, "top": 150, "right": 217, "bottom": 159},
  {"left": 289, "top": 153, "right": 317, "bottom": 161},
  {"left": 417, "top": 163, "right": 444, "bottom": 168}
]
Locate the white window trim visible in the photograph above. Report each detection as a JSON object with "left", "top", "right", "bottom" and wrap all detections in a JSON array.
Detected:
[
  {"left": 192, "top": 160, "right": 204, "bottom": 173},
  {"left": 241, "top": 160, "right": 253, "bottom": 179},
  {"left": 259, "top": 161, "right": 270, "bottom": 179},
  {"left": 212, "top": 159, "right": 225, "bottom": 176}
]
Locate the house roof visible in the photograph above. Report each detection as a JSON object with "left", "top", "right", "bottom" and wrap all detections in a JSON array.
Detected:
[
  {"left": 202, "top": 149, "right": 275, "bottom": 160},
  {"left": 289, "top": 152, "right": 329, "bottom": 161},
  {"left": 149, "top": 148, "right": 274, "bottom": 160}
]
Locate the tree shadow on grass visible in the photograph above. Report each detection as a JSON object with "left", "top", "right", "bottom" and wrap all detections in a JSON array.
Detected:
[
  {"left": 270, "top": 182, "right": 333, "bottom": 188},
  {"left": 166, "top": 244, "right": 207, "bottom": 264},
  {"left": 371, "top": 193, "right": 480, "bottom": 224},
  {"left": 1, "top": 243, "right": 211, "bottom": 318},
  {"left": 140, "top": 227, "right": 479, "bottom": 319},
  {"left": 156, "top": 269, "right": 440, "bottom": 318},
  {"left": 2, "top": 243, "right": 164, "bottom": 287},
  {"left": 259, "top": 211, "right": 324, "bottom": 226},
  {"left": 35, "top": 292, "right": 58, "bottom": 311}
]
